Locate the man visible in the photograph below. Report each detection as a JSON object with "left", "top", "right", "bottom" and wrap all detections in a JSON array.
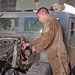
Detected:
[{"left": 22, "top": 7, "right": 70, "bottom": 75}]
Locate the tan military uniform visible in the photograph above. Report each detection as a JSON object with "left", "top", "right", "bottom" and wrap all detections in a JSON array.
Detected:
[{"left": 30, "top": 15, "right": 70, "bottom": 75}]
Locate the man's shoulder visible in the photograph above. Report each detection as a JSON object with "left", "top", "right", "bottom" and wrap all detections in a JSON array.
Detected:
[{"left": 49, "top": 15, "right": 57, "bottom": 20}]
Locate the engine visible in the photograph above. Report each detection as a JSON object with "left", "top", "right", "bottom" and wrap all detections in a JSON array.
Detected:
[{"left": 0, "top": 36, "right": 40, "bottom": 75}]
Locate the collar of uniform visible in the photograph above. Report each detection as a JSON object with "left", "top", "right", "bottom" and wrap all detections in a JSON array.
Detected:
[
  {"left": 43, "top": 15, "right": 51, "bottom": 33},
  {"left": 43, "top": 14, "right": 51, "bottom": 25}
]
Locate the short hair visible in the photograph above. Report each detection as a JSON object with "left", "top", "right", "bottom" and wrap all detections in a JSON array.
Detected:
[{"left": 36, "top": 7, "right": 49, "bottom": 15}]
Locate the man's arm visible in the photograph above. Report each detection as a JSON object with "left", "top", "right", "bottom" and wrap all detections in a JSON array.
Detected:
[
  {"left": 29, "top": 37, "right": 40, "bottom": 45},
  {"left": 34, "top": 19, "right": 58, "bottom": 53}
]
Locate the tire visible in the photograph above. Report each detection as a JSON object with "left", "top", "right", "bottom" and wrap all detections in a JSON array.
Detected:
[
  {"left": 2, "top": 69, "right": 20, "bottom": 75},
  {"left": 26, "top": 62, "right": 52, "bottom": 75}
]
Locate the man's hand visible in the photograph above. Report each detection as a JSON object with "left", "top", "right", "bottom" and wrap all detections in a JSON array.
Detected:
[
  {"left": 21, "top": 43, "right": 36, "bottom": 53},
  {"left": 31, "top": 45, "right": 36, "bottom": 53},
  {"left": 21, "top": 43, "right": 29, "bottom": 50}
]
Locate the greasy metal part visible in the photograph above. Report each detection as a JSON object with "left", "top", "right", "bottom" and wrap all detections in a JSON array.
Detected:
[
  {"left": 0, "top": 43, "right": 14, "bottom": 60},
  {"left": 0, "top": 37, "right": 17, "bottom": 60},
  {"left": 12, "top": 43, "right": 17, "bottom": 68}
]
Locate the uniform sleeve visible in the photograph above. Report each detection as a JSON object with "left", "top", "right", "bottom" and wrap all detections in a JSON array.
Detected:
[{"left": 29, "top": 37, "right": 40, "bottom": 45}]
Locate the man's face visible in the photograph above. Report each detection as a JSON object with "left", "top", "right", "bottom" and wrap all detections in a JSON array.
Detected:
[{"left": 36, "top": 12, "right": 45, "bottom": 23}]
